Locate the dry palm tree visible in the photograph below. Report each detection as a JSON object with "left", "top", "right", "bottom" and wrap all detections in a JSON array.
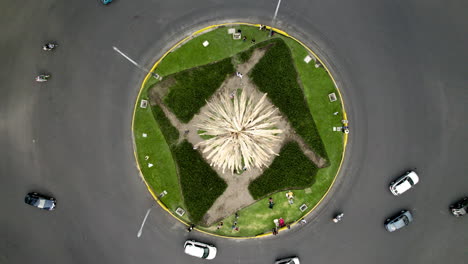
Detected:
[{"left": 195, "top": 87, "right": 283, "bottom": 173}]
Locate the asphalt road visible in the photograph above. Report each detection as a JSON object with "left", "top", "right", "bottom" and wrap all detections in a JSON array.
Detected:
[{"left": 1, "top": 0, "right": 467, "bottom": 263}]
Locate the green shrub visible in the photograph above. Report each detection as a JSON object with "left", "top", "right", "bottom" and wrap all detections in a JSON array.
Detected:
[
  {"left": 248, "top": 142, "right": 318, "bottom": 199},
  {"left": 164, "top": 58, "right": 235, "bottom": 123},
  {"left": 174, "top": 141, "right": 227, "bottom": 223},
  {"left": 151, "top": 104, "right": 179, "bottom": 147},
  {"left": 250, "top": 38, "right": 328, "bottom": 160}
]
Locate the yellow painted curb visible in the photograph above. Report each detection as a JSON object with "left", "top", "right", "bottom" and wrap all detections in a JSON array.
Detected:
[{"left": 131, "top": 22, "right": 348, "bottom": 239}]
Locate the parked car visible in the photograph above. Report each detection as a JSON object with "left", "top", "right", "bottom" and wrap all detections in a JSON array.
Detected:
[
  {"left": 183, "top": 240, "right": 217, "bottom": 260},
  {"left": 385, "top": 210, "right": 413, "bottom": 232},
  {"left": 275, "top": 257, "right": 300, "bottom": 264},
  {"left": 450, "top": 197, "right": 468, "bottom": 217},
  {"left": 389, "top": 171, "right": 419, "bottom": 196},
  {"left": 24, "top": 192, "right": 56, "bottom": 211}
]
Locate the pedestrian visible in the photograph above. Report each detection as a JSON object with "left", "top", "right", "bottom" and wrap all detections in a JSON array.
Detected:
[
  {"left": 217, "top": 221, "right": 223, "bottom": 229},
  {"left": 268, "top": 197, "right": 274, "bottom": 209},
  {"left": 287, "top": 224, "right": 291, "bottom": 229},
  {"left": 184, "top": 130, "right": 189, "bottom": 136},
  {"left": 272, "top": 227, "right": 278, "bottom": 235},
  {"left": 242, "top": 36, "right": 247, "bottom": 42},
  {"left": 286, "top": 191, "right": 294, "bottom": 204},
  {"left": 232, "top": 221, "right": 237, "bottom": 230},
  {"left": 235, "top": 212, "right": 239, "bottom": 219},
  {"left": 251, "top": 39, "right": 256, "bottom": 44},
  {"left": 236, "top": 72, "right": 243, "bottom": 79}
]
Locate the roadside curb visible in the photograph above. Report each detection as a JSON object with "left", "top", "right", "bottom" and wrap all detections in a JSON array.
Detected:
[{"left": 131, "top": 22, "right": 348, "bottom": 239}]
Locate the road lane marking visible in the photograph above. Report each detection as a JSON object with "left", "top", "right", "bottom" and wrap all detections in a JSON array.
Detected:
[
  {"left": 113, "top": 46, "right": 141, "bottom": 67},
  {"left": 137, "top": 208, "right": 152, "bottom": 238},
  {"left": 273, "top": 0, "right": 282, "bottom": 21},
  {"left": 113, "top": 46, "right": 162, "bottom": 79}
]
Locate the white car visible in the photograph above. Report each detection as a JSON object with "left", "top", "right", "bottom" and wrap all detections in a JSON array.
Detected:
[
  {"left": 184, "top": 240, "right": 217, "bottom": 260},
  {"left": 389, "top": 171, "right": 419, "bottom": 196}
]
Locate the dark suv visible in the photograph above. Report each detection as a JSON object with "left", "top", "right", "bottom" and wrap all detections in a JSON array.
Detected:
[
  {"left": 24, "top": 192, "right": 56, "bottom": 211},
  {"left": 450, "top": 197, "right": 467, "bottom": 217}
]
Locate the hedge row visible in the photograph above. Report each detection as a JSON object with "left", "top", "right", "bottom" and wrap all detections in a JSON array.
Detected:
[
  {"left": 174, "top": 140, "right": 228, "bottom": 223},
  {"left": 250, "top": 38, "right": 328, "bottom": 160},
  {"left": 248, "top": 141, "right": 318, "bottom": 199},
  {"left": 164, "top": 58, "right": 235, "bottom": 123},
  {"left": 151, "top": 104, "right": 179, "bottom": 147}
]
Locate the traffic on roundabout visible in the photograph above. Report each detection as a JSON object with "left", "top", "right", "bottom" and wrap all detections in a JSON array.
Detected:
[{"left": 3, "top": 0, "right": 466, "bottom": 263}]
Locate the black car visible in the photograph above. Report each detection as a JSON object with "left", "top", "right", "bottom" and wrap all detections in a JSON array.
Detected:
[
  {"left": 450, "top": 197, "right": 467, "bottom": 217},
  {"left": 24, "top": 192, "right": 56, "bottom": 211}
]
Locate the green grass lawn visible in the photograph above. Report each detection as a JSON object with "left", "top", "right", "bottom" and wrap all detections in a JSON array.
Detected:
[
  {"left": 133, "top": 97, "right": 188, "bottom": 222},
  {"left": 248, "top": 142, "right": 318, "bottom": 199},
  {"left": 155, "top": 25, "right": 276, "bottom": 76},
  {"left": 200, "top": 190, "right": 312, "bottom": 237},
  {"left": 133, "top": 24, "right": 345, "bottom": 235}
]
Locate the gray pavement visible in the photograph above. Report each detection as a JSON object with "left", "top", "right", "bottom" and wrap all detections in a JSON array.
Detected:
[{"left": 1, "top": 0, "right": 467, "bottom": 263}]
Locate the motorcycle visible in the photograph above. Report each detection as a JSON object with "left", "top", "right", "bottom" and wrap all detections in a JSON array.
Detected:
[
  {"left": 43, "top": 43, "right": 58, "bottom": 51},
  {"left": 186, "top": 224, "right": 195, "bottom": 232},
  {"left": 35, "top": 74, "right": 51, "bottom": 82},
  {"left": 333, "top": 213, "right": 344, "bottom": 223}
]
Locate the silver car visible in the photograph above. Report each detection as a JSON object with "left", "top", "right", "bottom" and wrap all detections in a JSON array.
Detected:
[{"left": 385, "top": 210, "right": 413, "bottom": 232}]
